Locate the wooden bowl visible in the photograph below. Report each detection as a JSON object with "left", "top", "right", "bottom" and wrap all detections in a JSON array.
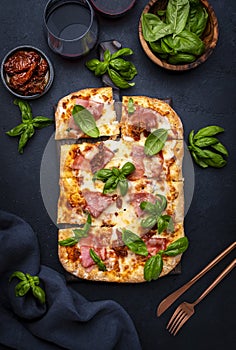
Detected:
[{"left": 139, "top": 0, "right": 219, "bottom": 71}]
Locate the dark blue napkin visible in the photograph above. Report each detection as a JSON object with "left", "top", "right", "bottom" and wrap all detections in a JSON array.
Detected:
[{"left": 0, "top": 210, "right": 141, "bottom": 350}]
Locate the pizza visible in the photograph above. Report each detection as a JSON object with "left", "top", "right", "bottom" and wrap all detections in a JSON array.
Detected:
[{"left": 55, "top": 87, "right": 188, "bottom": 283}]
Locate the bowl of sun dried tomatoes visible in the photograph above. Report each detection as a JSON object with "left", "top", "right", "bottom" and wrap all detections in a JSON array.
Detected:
[{"left": 1, "top": 45, "right": 54, "bottom": 99}]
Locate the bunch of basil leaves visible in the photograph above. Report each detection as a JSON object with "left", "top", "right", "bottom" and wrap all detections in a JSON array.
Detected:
[
  {"left": 142, "top": 0, "right": 208, "bottom": 64},
  {"left": 86, "top": 48, "right": 137, "bottom": 89},
  {"left": 188, "top": 125, "right": 228, "bottom": 168}
]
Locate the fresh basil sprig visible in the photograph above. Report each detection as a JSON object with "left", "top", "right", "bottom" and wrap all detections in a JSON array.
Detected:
[
  {"left": 128, "top": 98, "right": 135, "bottom": 114},
  {"left": 86, "top": 48, "right": 137, "bottom": 89},
  {"left": 89, "top": 249, "right": 107, "bottom": 271},
  {"left": 188, "top": 126, "right": 228, "bottom": 168},
  {"left": 72, "top": 105, "right": 100, "bottom": 138},
  {"left": 122, "top": 229, "right": 148, "bottom": 256},
  {"left": 93, "top": 162, "right": 135, "bottom": 196},
  {"left": 58, "top": 214, "right": 92, "bottom": 247},
  {"left": 141, "top": 0, "right": 208, "bottom": 65},
  {"left": 144, "top": 236, "right": 189, "bottom": 281},
  {"left": 144, "top": 129, "right": 168, "bottom": 156},
  {"left": 140, "top": 194, "right": 174, "bottom": 234},
  {"left": 6, "top": 99, "right": 54, "bottom": 154},
  {"left": 9, "top": 271, "right": 46, "bottom": 304}
]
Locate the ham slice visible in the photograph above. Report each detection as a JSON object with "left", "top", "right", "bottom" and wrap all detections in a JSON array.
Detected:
[
  {"left": 145, "top": 238, "right": 167, "bottom": 256},
  {"left": 128, "top": 145, "right": 145, "bottom": 181},
  {"left": 128, "top": 106, "right": 158, "bottom": 131},
  {"left": 90, "top": 142, "right": 114, "bottom": 173},
  {"left": 129, "top": 192, "right": 156, "bottom": 217},
  {"left": 82, "top": 191, "right": 114, "bottom": 218},
  {"left": 71, "top": 153, "right": 91, "bottom": 171},
  {"left": 68, "top": 98, "right": 104, "bottom": 132},
  {"left": 80, "top": 245, "right": 106, "bottom": 268}
]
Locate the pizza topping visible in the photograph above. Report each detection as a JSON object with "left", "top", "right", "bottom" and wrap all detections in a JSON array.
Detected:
[
  {"left": 144, "top": 129, "right": 168, "bottom": 156},
  {"left": 93, "top": 162, "right": 135, "bottom": 196},
  {"left": 82, "top": 191, "right": 114, "bottom": 218},
  {"left": 128, "top": 106, "right": 158, "bottom": 131},
  {"left": 89, "top": 248, "right": 107, "bottom": 271},
  {"left": 140, "top": 194, "right": 174, "bottom": 233},
  {"left": 128, "top": 145, "right": 145, "bottom": 180},
  {"left": 144, "top": 237, "right": 189, "bottom": 281},
  {"left": 129, "top": 192, "right": 156, "bottom": 217},
  {"left": 145, "top": 237, "right": 167, "bottom": 257},
  {"left": 122, "top": 229, "right": 148, "bottom": 256},
  {"left": 72, "top": 105, "right": 100, "bottom": 138},
  {"left": 90, "top": 142, "right": 115, "bottom": 173},
  {"left": 58, "top": 214, "right": 92, "bottom": 246}
]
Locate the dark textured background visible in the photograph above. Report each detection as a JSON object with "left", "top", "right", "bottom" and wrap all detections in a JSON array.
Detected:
[{"left": 0, "top": 1, "right": 235, "bottom": 349}]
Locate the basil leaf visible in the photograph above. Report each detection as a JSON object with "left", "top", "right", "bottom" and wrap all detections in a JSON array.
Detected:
[
  {"left": 144, "top": 129, "right": 168, "bottom": 156},
  {"left": 156, "top": 194, "right": 167, "bottom": 212},
  {"left": 194, "top": 126, "right": 224, "bottom": 140},
  {"left": 128, "top": 98, "right": 135, "bottom": 114},
  {"left": 164, "top": 237, "right": 189, "bottom": 256},
  {"left": 103, "top": 175, "right": 119, "bottom": 194},
  {"left": 89, "top": 249, "right": 107, "bottom": 271},
  {"left": 166, "top": 0, "right": 190, "bottom": 35},
  {"left": 112, "top": 167, "right": 120, "bottom": 177},
  {"left": 191, "top": 151, "right": 209, "bottom": 168},
  {"left": 157, "top": 215, "right": 174, "bottom": 234},
  {"left": 194, "top": 136, "right": 219, "bottom": 148},
  {"left": 121, "top": 162, "right": 135, "bottom": 176},
  {"left": 164, "top": 29, "right": 205, "bottom": 56},
  {"left": 122, "top": 230, "right": 148, "bottom": 256},
  {"left": 193, "top": 147, "right": 227, "bottom": 168},
  {"left": 111, "top": 48, "right": 133, "bottom": 59},
  {"left": 144, "top": 253, "right": 163, "bottom": 281},
  {"left": 140, "top": 201, "right": 157, "bottom": 214},
  {"left": 93, "top": 169, "right": 113, "bottom": 181},
  {"left": 15, "top": 281, "right": 30, "bottom": 297},
  {"left": 32, "top": 286, "right": 46, "bottom": 304},
  {"left": 141, "top": 13, "right": 174, "bottom": 42},
  {"left": 14, "top": 99, "right": 32, "bottom": 122},
  {"left": 58, "top": 237, "right": 80, "bottom": 247},
  {"left": 118, "top": 62, "right": 137, "bottom": 80},
  {"left": 104, "top": 49, "right": 111, "bottom": 62},
  {"left": 32, "top": 116, "right": 54, "bottom": 129},
  {"left": 118, "top": 179, "right": 128, "bottom": 196},
  {"left": 9, "top": 271, "right": 27, "bottom": 282},
  {"left": 85, "top": 58, "right": 100, "bottom": 71},
  {"left": 149, "top": 40, "right": 166, "bottom": 54},
  {"left": 211, "top": 142, "right": 228, "bottom": 157},
  {"left": 141, "top": 215, "right": 157, "bottom": 229},
  {"left": 168, "top": 53, "right": 196, "bottom": 64},
  {"left": 18, "top": 126, "right": 35, "bottom": 154},
  {"left": 6, "top": 123, "right": 26, "bottom": 136},
  {"left": 72, "top": 105, "right": 100, "bottom": 138},
  {"left": 185, "top": 2, "right": 208, "bottom": 37},
  {"left": 108, "top": 68, "right": 135, "bottom": 89},
  {"left": 95, "top": 61, "right": 109, "bottom": 76},
  {"left": 109, "top": 58, "right": 132, "bottom": 72}
]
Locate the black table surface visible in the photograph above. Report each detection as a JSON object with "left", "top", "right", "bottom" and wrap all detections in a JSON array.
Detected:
[{"left": 0, "top": 1, "right": 235, "bottom": 349}]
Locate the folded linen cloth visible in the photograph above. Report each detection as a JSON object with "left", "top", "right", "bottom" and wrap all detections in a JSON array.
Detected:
[{"left": 0, "top": 210, "right": 141, "bottom": 350}]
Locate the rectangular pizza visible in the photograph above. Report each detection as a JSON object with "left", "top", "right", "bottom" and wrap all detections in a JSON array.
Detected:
[{"left": 55, "top": 87, "right": 188, "bottom": 283}]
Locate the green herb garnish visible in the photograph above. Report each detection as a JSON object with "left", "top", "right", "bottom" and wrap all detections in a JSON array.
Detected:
[
  {"left": 89, "top": 249, "right": 107, "bottom": 271},
  {"left": 86, "top": 48, "right": 137, "bottom": 89},
  {"left": 188, "top": 125, "right": 228, "bottom": 168},
  {"left": 140, "top": 194, "right": 174, "bottom": 234},
  {"left": 122, "top": 229, "right": 148, "bottom": 256},
  {"left": 58, "top": 214, "right": 92, "bottom": 247},
  {"left": 9, "top": 271, "right": 46, "bottom": 304},
  {"left": 93, "top": 162, "right": 135, "bottom": 196},
  {"left": 144, "top": 237, "right": 189, "bottom": 281},
  {"left": 144, "top": 128, "right": 168, "bottom": 156},
  {"left": 72, "top": 105, "right": 100, "bottom": 138},
  {"left": 6, "top": 99, "right": 53, "bottom": 154}
]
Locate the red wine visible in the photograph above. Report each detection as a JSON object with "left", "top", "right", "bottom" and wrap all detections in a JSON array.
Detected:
[{"left": 90, "top": 0, "right": 136, "bottom": 17}]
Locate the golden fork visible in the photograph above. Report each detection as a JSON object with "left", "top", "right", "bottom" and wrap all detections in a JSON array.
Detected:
[{"left": 166, "top": 258, "right": 236, "bottom": 336}]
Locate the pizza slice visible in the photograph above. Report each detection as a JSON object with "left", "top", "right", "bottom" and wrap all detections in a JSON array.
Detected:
[
  {"left": 121, "top": 95, "right": 183, "bottom": 141},
  {"left": 55, "top": 87, "right": 119, "bottom": 140},
  {"left": 58, "top": 222, "right": 185, "bottom": 282}
]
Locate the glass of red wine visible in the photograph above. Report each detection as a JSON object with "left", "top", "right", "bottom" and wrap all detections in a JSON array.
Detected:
[{"left": 44, "top": 0, "right": 99, "bottom": 59}]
